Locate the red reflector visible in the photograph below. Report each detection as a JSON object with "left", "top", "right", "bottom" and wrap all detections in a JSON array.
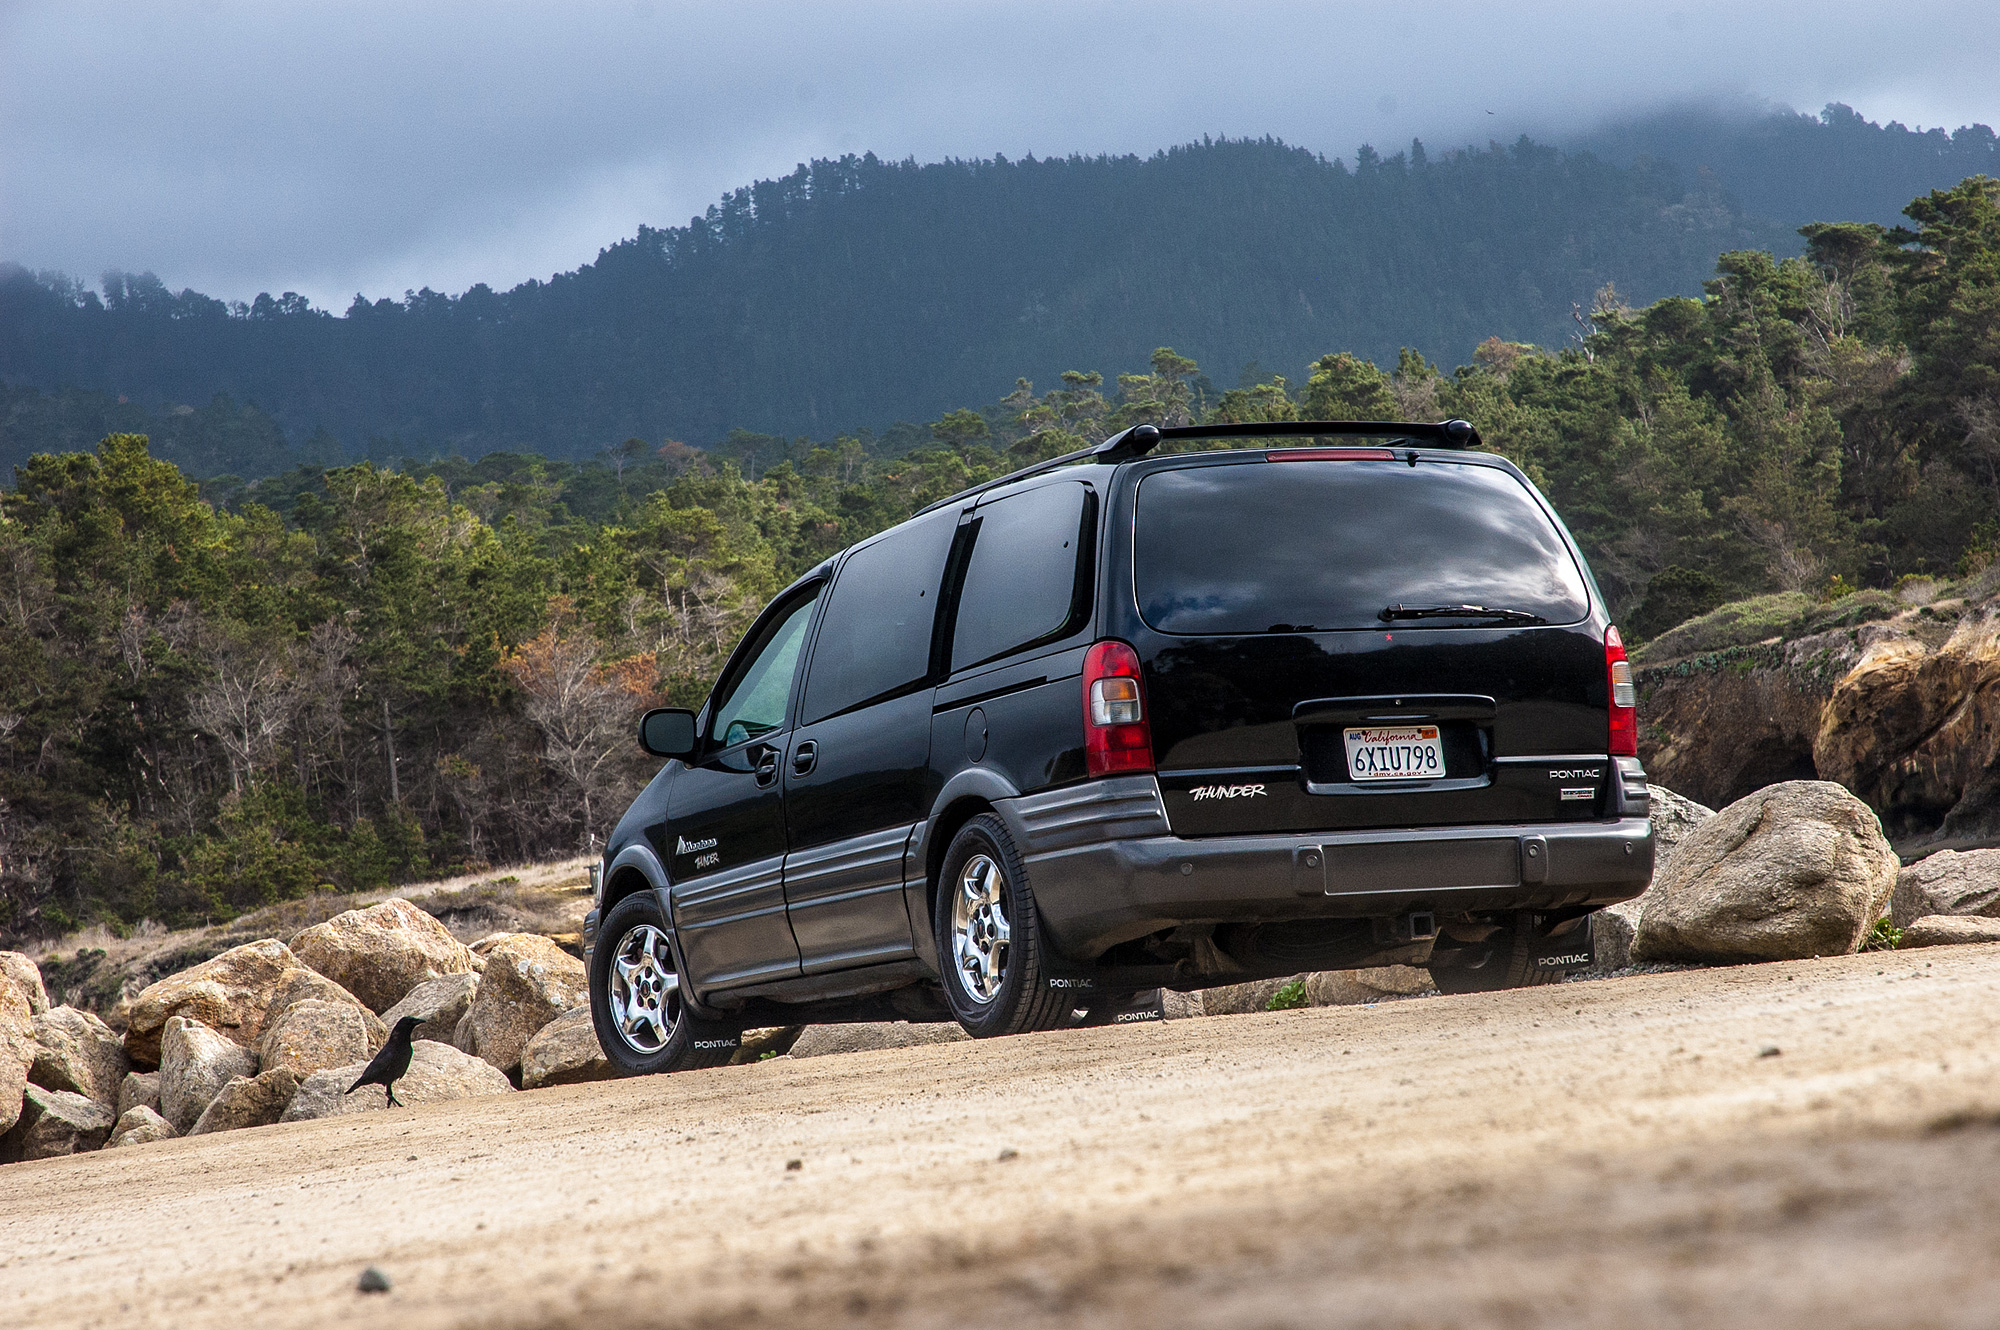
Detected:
[
  {"left": 1265, "top": 448, "right": 1397, "bottom": 461},
  {"left": 1082, "top": 640, "right": 1154, "bottom": 777}
]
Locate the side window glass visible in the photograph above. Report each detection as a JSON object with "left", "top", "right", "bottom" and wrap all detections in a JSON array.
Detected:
[
  {"left": 950, "top": 482, "right": 1092, "bottom": 673},
  {"left": 709, "top": 590, "right": 819, "bottom": 748},
  {"left": 801, "top": 509, "right": 958, "bottom": 725}
]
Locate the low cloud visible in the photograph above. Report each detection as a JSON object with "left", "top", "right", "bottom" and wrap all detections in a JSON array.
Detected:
[{"left": 3, "top": 0, "right": 1995, "bottom": 306}]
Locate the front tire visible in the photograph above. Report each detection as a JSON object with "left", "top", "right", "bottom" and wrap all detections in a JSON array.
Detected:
[
  {"left": 934, "top": 813, "right": 1073, "bottom": 1037},
  {"left": 589, "top": 892, "right": 741, "bottom": 1074}
]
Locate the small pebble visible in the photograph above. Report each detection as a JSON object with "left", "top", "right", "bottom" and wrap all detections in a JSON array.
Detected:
[
  {"left": 785, "top": 1158, "right": 802, "bottom": 1171},
  {"left": 357, "top": 1267, "right": 392, "bottom": 1294},
  {"left": 1758, "top": 1045, "right": 1782, "bottom": 1058},
  {"left": 997, "top": 1148, "right": 1019, "bottom": 1162}
]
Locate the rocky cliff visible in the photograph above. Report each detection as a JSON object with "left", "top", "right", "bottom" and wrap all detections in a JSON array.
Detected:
[{"left": 1636, "top": 568, "right": 2000, "bottom": 850}]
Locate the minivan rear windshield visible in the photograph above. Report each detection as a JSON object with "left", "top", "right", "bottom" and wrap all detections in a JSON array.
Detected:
[{"left": 1134, "top": 459, "right": 1590, "bottom": 635}]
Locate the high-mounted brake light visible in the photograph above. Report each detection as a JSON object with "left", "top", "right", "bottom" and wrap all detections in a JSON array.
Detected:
[
  {"left": 1265, "top": 449, "right": 1397, "bottom": 461},
  {"left": 1082, "top": 640, "right": 1154, "bottom": 777},
  {"left": 1605, "top": 626, "right": 1637, "bottom": 757}
]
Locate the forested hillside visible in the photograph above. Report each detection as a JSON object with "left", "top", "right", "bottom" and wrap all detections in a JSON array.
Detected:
[
  {"left": 2, "top": 174, "right": 1994, "bottom": 943},
  {"left": 0, "top": 104, "right": 1978, "bottom": 470},
  {"left": 3, "top": 135, "right": 1783, "bottom": 463}
]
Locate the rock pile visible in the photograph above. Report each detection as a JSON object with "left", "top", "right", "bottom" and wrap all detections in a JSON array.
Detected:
[
  {"left": 1, "top": 901, "right": 593, "bottom": 1164},
  {"left": 121, "top": 937, "right": 309, "bottom": 1067}
]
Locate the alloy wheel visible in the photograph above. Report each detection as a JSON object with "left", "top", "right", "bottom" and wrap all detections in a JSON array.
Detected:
[
  {"left": 607, "top": 923, "right": 680, "bottom": 1053},
  {"left": 951, "top": 852, "right": 1011, "bottom": 1004}
]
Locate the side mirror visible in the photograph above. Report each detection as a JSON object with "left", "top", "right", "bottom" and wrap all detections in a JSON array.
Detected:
[{"left": 638, "top": 708, "right": 699, "bottom": 759}]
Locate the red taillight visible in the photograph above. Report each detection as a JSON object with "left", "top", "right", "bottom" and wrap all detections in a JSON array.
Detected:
[
  {"left": 1082, "top": 639, "right": 1154, "bottom": 777},
  {"left": 1265, "top": 449, "right": 1397, "bottom": 461},
  {"left": 1605, "top": 625, "right": 1637, "bottom": 757}
]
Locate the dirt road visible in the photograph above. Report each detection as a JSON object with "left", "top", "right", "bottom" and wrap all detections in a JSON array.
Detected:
[{"left": 6, "top": 948, "right": 2000, "bottom": 1330}]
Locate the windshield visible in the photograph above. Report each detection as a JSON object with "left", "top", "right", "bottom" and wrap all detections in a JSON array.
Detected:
[{"left": 1134, "top": 458, "right": 1590, "bottom": 635}]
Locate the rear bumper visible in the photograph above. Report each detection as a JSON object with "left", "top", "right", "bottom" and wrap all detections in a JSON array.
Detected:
[{"left": 1003, "top": 778, "right": 1653, "bottom": 959}]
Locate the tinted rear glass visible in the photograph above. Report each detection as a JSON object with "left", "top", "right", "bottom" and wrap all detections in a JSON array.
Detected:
[
  {"left": 1134, "top": 459, "right": 1589, "bottom": 635},
  {"left": 951, "top": 482, "right": 1091, "bottom": 672},
  {"left": 802, "top": 507, "right": 957, "bottom": 724}
]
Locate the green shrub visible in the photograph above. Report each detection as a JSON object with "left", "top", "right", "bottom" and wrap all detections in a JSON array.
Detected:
[
  {"left": 1266, "top": 978, "right": 1308, "bottom": 1010},
  {"left": 1632, "top": 592, "right": 1815, "bottom": 664},
  {"left": 1796, "top": 589, "right": 1899, "bottom": 634},
  {"left": 1628, "top": 566, "right": 1730, "bottom": 642},
  {"left": 1862, "top": 917, "right": 1902, "bottom": 951}
]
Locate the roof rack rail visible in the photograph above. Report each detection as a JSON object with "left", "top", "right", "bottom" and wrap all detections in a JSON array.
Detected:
[
  {"left": 912, "top": 419, "right": 1482, "bottom": 517},
  {"left": 910, "top": 425, "right": 1164, "bottom": 516},
  {"left": 1156, "top": 418, "right": 1482, "bottom": 449}
]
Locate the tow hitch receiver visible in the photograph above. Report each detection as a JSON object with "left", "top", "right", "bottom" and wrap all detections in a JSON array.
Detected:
[{"left": 1373, "top": 912, "right": 1438, "bottom": 946}]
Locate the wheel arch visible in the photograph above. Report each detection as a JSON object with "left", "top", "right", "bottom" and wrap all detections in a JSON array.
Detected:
[
  {"left": 596, "top": 840, "right": 728, "bottom": 1021},
  {"left": 905, "top": 768, "right": 1026, "bottom": 970},
  {"left": 926, "top": 796, "right": 996, "bottom": 910},
  {"left": 604, "top": 840, "right": 670, "bottom": 917}
]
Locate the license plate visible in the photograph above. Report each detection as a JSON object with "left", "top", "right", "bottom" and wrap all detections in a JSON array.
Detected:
[{"left": 1343, "top": 725, "right": 1445, "bottom": 782}]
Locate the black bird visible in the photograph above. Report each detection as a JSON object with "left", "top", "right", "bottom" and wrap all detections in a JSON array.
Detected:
[{"left": 346, "top": 1015, "right": 423, "bottom": 1107}]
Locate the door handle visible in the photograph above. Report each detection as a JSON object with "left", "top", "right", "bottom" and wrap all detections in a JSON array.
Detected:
[
  {"left": 791, "top": 740, "right": 818, "bottom": 777},
  {"left": 752, "top": 744, "right": 780, "bottom": 787}
]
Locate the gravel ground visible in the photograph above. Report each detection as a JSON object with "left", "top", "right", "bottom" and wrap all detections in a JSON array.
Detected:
[{"left": 4, "top": 946, "right": 1999, "bottom": 1330}]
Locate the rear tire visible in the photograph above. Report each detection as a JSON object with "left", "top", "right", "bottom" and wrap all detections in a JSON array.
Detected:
[
  {"left": 589, "top": 892, "right": 742, "bottom": 1074},
  {"left": 934, "top": 813, "right": 1074, "bottom": 1037},
  {"left": 1428, "top": 914, "right": 1570, "bottom": 994}
]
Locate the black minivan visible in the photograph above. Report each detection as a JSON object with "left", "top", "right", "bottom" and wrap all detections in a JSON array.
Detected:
[{"left": 583, "top": 420, "right": 1654, "bottom": 1073}]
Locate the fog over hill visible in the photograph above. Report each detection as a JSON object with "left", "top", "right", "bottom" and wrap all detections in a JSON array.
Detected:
[{"left": 1, "top": 104, "right": 1994, "bottom": 474}]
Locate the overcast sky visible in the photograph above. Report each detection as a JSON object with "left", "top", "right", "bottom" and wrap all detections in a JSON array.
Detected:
[{"left": 3, "top": 1, "right": 1996, "bottom": 309}]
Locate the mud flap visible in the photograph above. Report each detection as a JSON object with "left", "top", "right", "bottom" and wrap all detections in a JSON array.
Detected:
[
  {"left": 1429, "top": 911, "right": 1594, "bottom": 981},
  {"left": 1038, "top": 906, "right": 1104, "bottom": 1001},
  {"left": 1526, "top": 913, "right": 1595, "bottom": 975},
  {"left": 1071, "top": 990, "right": 1168, "bottom": 1027}
]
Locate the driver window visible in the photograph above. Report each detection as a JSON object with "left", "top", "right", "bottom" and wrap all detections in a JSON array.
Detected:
[{"left": 708, "top": 590, "right": 819, "bottom": 748}]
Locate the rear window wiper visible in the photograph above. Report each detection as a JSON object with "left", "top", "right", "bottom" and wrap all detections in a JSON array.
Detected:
[{"left": 1379, "top": 603, "right": 1547, "bottom": 624}]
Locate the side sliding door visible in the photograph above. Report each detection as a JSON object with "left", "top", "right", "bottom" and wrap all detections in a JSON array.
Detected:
[{"left": 781, "top": 507, "right": 962, "bottom": 973}]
